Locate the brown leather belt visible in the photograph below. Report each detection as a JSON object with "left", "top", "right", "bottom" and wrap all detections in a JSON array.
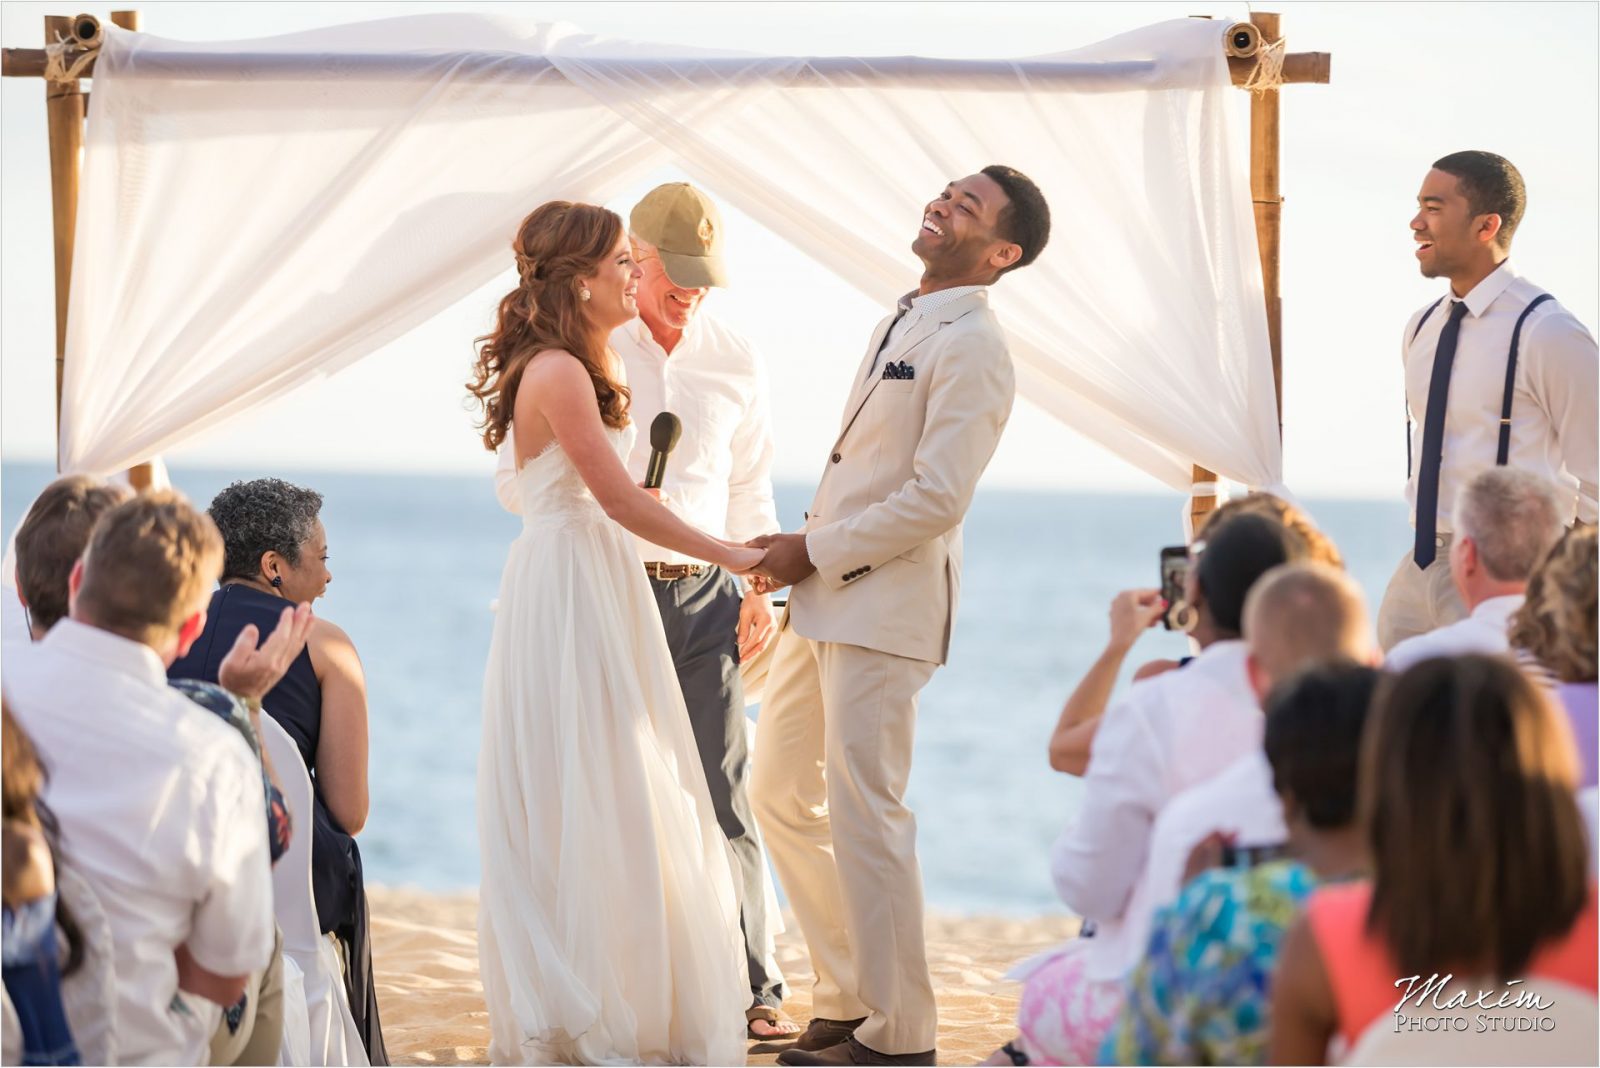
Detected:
[{"left": 644, "top": 562, "right": 706, "bottom": 580}]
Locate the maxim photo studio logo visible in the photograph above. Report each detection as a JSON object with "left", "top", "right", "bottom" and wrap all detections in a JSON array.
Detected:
[{"left": 1392, "top": 973, "right": 1556, "bottom": 1034}]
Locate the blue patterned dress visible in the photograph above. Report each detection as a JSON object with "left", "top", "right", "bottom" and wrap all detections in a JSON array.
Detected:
[{"left": 1099, "top": 860, "right": 1316, "bottom": 1066}]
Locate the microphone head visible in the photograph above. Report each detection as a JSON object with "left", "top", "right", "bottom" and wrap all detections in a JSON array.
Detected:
[{"left": 650, "top": 411, "right": 683, "bottom": 453}]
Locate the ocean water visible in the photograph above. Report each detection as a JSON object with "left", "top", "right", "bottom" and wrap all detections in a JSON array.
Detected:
[{"left": 1, "top": 461, "right": 1410, "bottom": 916}]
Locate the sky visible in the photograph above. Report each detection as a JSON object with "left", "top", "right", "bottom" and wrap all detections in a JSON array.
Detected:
[{"left": 2, "top": 1, "right": 1596, "bottom": 497}]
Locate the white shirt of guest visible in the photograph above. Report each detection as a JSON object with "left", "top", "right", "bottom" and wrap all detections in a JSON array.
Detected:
[
  {"left": 1385, "top": 593, "right": 1523, "bottom": 673},
  {"left": 1403, "top": 262, "right": 1598, "bottom": 529},
  {"left": 1115, "top": 749, "right": 1287, "bottom": 974},
  {"left": 5, "top": 620, "right": 275, "bottom": 1067},
  {"left": 1049, "top": 640, "right": 1263, "bottom": 981},
  {"left": 496, "top": 312, "right": 779, "bottom": 564}
]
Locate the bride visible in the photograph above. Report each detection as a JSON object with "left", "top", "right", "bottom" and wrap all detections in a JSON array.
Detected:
[{"left": 467, "top": 200, "right": 761, "bottom": 1066}]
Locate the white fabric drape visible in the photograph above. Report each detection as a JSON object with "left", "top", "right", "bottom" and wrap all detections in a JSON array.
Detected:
[{"left": 62, "top": 14, "right": 1280, "bottom": 492}]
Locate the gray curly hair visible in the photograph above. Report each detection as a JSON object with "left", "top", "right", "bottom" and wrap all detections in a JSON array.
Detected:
[{"left": 208, "top": 478, "right": 324, "bottom": 582}]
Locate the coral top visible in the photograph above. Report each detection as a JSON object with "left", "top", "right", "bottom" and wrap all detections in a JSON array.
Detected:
[{"left": 1305, "top": 880, "right": 1599, "bottom": 1047}]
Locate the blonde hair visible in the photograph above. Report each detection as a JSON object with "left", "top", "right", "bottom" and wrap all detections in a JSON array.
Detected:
[
  {"left": 1244, "top": 562, "right": 1372, "bottom": 681},
  {"left": 1199, "top": 492, "right": 1344, "bottom": 570},
  {"left": 1509, "top": 524, "right": 1598, "bottom": 683},
  {"left": 74, "top": 491, "right": 224, "bottom": 643}
]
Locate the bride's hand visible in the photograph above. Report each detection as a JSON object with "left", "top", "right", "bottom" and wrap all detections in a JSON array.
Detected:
[{"left": 722, "top": 544, "right": 765, "bottom": 574}]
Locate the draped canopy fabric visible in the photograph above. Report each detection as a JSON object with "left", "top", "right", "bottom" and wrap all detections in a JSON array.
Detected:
[{"left": 61, "top": 13, "right": 1281, "bottom": 493}]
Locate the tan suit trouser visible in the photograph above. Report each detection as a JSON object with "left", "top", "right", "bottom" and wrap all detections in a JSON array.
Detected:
[
  {"left": 751, "top": 622, "right": 940, "bottom": 1055},
  {"left": 1376, "top": 539, "right": 1468, "bottom": 651}
]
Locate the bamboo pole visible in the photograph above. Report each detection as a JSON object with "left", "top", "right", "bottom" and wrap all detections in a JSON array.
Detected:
[
  {"left": 1190, "top": 11, "right": 1309, "bottom": 536},
  {"left": 44, "top": 14, "right": 89, "bottom": 469}
]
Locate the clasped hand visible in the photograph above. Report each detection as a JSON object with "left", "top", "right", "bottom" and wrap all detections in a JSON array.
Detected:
[{"left": 735, "top": 532, "right": 814, "bottom": 595}]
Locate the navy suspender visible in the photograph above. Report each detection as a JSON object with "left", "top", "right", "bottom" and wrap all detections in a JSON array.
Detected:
[
  {"left": 1499, "top": 294, "right": 1555, "bottom": 464},
  {"left": 1404, "top": 292, "right": 1555, "bottom": 478}
]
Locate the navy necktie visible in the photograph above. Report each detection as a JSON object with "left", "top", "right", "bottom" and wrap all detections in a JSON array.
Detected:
[
  {"left": 1413, "top": 299, "right": 1470, "bottom": 568},
  {"left": 867, "top": 305, "right": 910, "bottom": 382}
]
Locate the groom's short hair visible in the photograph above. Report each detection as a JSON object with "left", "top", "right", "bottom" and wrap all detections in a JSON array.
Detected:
[{"left": 982, "top": 164, "right": 1051, "bottom": 276}]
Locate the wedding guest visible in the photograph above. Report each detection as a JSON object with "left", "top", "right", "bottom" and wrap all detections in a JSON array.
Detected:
[
  {"left": 1123, "top": 563, "right": 1375, "bottom": 960},
  {"left": 1378, "top": 150, "right": 1597, "bottom": 650},
  {"left": 993, "top": 513, "right": 1305, "bottom": 1065},
  {"left": 1103, "top": 664, "right": 1377, "bottom": 1066},
  {"left": 4, "top": 491, "right": 302, "bottom": 1065},
  {"left": 13, "top": 475, "right": 131, "bottom": 640},
  {"left": 1048, "top": 493, "right": 1341, "bottom": 776},
  {"left": 167, "top": 477, "right": 387, "bottom": 1064},
  {"left": 1510, "top": 524, "right": 1598, "bottom": 787},
  {"left": 2, "top": 701, "right": 83, "bottom": 1067},
  {"left": 1269, "top": 655, "right": 1597, "bottom": 1063},
  {"left": 1385, "top": 466, "right": 1564, "bottom": 672},
  {"left": 493, "top": 183, "right": 793, "bottom": 1037}
]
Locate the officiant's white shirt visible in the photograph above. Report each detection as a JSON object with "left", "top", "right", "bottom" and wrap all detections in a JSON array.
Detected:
[{"left": 496, "top": 312, "right": 779, "bottom": 563}]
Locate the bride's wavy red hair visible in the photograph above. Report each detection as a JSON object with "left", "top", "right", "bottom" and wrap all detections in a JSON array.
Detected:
[{"left": 467, "top": 201, "right": 632, "bottom": 451}]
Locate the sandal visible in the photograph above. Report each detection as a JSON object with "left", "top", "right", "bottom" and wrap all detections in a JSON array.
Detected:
[{"left": 746, "top": 1004, "right": 802, "bottom": 1040}]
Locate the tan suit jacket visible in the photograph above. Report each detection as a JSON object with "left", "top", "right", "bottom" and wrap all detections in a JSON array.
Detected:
[{"left": 788, "top": 289, "right": 1015, "bottom": 664}]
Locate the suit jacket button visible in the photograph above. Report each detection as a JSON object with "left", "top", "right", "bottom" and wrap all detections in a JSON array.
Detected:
[
  {"left": 831, "top": 452, "right": 842, "bottom": 464},
  {"left": 803, "top": 511, "right": 809, "bottom": 520}
]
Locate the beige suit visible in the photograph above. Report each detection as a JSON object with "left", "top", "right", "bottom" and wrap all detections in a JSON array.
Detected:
[{"left": 751, "top": 289, "right": 1014, "bottom": 1055}]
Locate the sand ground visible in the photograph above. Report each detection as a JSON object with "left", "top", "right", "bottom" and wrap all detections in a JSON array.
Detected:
[{"left": 369, "top": 887, "right": 1079, "bottom": 1066}]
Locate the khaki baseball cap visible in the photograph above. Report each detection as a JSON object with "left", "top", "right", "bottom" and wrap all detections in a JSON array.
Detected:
[{"left": 630, "top": 183, "right": 730, "bottom": 289}]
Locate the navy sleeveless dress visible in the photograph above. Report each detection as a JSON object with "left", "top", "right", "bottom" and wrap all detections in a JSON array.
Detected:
[{"left": 169, "top": 583, "right": 387, "bottom": 1064}]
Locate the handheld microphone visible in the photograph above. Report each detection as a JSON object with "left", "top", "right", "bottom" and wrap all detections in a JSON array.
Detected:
[{"left": 644, "top": 412, "right": 682, "bottom": 490}]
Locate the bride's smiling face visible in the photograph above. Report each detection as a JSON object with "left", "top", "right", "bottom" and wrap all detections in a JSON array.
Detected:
[{"left": 578, "top": 232, "right": 642, "bottom": 334}]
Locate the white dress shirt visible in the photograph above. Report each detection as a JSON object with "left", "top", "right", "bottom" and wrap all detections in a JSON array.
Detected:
[
  {"left": 1403, "top": 262, "right": 1598, "bottom": 528},
  {"left": 5, "top": 621, "right": 275, "bottom": 1066},
  {"left": 496, "top": 312, "right": 779, "bottom": 564},
  {"left": 1384, "top": 592, "right": 1522, "bottom": 672},
  {"left": 1049, "top": 640, "right": 1263, "bottom": 981}
]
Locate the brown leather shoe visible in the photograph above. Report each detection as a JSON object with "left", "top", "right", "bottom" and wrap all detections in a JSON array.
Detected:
[
  {"left": 777, "top": 1035, "right": 937, "bottom": 1066},
  {"left": 786, "top": 1016, "right": 866, "bottom": 1054}
]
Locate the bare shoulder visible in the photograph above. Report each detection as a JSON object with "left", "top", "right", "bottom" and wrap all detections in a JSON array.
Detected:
[
  {"left": 522, "top": 348, "right": 589, "bottom": 383},
  {"left": 309, "top": 615, "right": 360, "bottom": 661}
]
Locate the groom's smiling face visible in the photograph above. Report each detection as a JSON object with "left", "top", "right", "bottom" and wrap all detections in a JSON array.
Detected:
[{"left": 912, "top": 173, "right": 1012, "bottom": 277}]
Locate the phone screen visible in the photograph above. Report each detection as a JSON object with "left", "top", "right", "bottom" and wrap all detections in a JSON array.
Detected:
[{"left": 1159, "top": 546, "right": 1189, "bottom": 631}]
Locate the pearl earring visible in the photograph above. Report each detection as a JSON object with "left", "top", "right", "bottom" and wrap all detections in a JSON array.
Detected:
[{"left": 579, "top": 287, "right": 592, "bottom": 302}]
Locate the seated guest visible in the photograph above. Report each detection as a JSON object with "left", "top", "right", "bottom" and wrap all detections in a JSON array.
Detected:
[
  {"left": 1103, "top": 665, "right": 1377, "bottom": 1066},
  {"left": 992, "top": 513, "right": 1306, "bottom": 1065},
  {"left": 1386, "top": 467, "right": 1564, "bottom": 671},
  {"left": 2, "top": 700, "right": 83, "bottom": 1067},
  {"left": 1510, "top": 524, "right": 1598, "bottom": 787},
  {"left": 13, "top": 475, "right": 131, "bottom": 640},
  {"left": 4, "top": 492, "right": 300, "bottom": 1065},
  {"left": 1127, "top": 563, "right": 1375, "bottom": 942},
  {"left": 1049, "top": 493, "right": 1341, "bottom": 776},
  {"left": 168, "top": 477, "right": 386, "bottom": 1064},
  {"left": 1270, "top": 655, "right": 1597, "bottom": 1064}
]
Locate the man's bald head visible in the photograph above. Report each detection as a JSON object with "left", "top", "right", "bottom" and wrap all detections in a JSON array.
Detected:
[{"left": 1244, "top": 562, "right": 1374, "bottom": 701}]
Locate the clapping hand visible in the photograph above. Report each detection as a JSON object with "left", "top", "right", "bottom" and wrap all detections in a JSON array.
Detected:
[{"left": 218, "top": 601, "right": 315, "bottom": 703}]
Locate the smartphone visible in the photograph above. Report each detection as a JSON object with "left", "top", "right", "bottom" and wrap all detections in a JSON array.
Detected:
[
  {"left": 1219, "top": 841, "right": 1294, "bottom": 868},
  {"left": 1159, "top": 546, "right": 1189, "bottom": 631}
]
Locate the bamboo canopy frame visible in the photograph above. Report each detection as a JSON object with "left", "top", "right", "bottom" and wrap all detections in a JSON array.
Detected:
[{"left": 4, "top": 11, "right": 1330, "bottom": 523}]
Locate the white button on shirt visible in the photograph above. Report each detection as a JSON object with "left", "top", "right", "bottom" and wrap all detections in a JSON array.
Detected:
[
  {"left": 1384, "top": 593, "right": 1523, "bottom": 673},
  {"left": 496, "top": 312, "right": 779, "bottom": 564},
  {"left": 1049, "top": 640, "right": 1263, "bottom": 981},
  {"left": 5, "top": 621, "right": 275, "bottom": 1067},
  {"left": 1403, "top": 262, "right": 1599, "bottom": 529}
]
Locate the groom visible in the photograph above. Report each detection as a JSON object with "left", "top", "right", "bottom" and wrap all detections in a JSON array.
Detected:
[{"left": 747, "top": 166, "right": 1051, "bottom": 1066}]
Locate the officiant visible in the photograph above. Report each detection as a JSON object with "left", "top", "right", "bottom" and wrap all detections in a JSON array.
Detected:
[{"left": 494, "top": 182, "right": 795, "bottom": 1038}]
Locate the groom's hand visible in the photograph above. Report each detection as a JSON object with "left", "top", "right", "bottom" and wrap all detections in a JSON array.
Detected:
[{"left": 743, "top": 533, "right": 815, "bottom": 590}]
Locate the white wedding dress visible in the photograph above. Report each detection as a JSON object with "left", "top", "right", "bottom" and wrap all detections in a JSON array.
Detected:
[{"left": 476, "top": 423, "right": 749, "bottom": 1066}]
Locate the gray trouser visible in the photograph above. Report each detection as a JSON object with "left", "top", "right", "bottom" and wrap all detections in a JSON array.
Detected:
[{"left": 647, "top": 565, "right": 785, "bottom": 1009}]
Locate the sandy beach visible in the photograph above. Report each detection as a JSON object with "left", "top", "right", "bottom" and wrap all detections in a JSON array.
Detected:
[{"left": 369, "top": 886, "right": 1080, "bottom": 1066}]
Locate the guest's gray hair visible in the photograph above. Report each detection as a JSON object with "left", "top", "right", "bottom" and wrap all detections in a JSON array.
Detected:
[
  {"left": 1451, "top": 467, "right": 1567, "bottom": 583},
  {"left": 208, "top": 478, "right": 324, "bottom": 582}
]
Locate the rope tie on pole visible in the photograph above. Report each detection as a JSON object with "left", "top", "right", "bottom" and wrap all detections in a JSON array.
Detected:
[
  {"left": 43, "top": 35, "right": 96, "bottom": 83},
  {"left": 1242, "top": 36, "right": 1286, "bottom": 92}
]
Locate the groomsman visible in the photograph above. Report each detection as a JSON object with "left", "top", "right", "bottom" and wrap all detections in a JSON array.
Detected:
[
  {"left": 496, "top": 183, "right": 795, "bottom": 1037},
  {"left": 1379, "top": 150, "right": 1597, "bottom": 650},
  {"left": 747, "top": 166, "right": 1051, "bottom": 1066}
]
